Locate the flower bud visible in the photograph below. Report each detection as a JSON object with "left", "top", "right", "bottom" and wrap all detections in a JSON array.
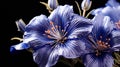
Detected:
[
  {"left": 48, "top": 0, "right": 59, "bottom": 10},
  {"left": 81, "top": 0, "right": 91, "bottom": 11}
]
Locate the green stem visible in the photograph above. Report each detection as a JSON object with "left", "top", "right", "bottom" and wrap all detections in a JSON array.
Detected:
[
  {"left": 82, "top": 9, "right": 86, "bottom": 17},
  {"left": 85, "top": 10, "right": 93, "bottom": 18},
  {"left": 75, "top": 1, "right": 82, "bottom": 16}
]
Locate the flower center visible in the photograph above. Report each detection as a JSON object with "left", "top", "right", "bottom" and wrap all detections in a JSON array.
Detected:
[
  {"left": 95, "top": 36, "right": 110, "bottom": 56},
  {"left": 44, "top": 21, "right": 67, "bottom": 44},
  {"left": 88, "top": 35, "right": 111, "bottom": 56}
]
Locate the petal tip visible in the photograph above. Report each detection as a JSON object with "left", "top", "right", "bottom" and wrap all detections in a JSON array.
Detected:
[{"left": 10, "top": 46, "right": 16, "bottom": 52}]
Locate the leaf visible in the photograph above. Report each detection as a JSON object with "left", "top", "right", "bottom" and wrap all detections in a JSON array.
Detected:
[
  {"left": 114, "top": 58, "right": 120, "bottom": 64},
  {"left": 114, "top": 52, "right": 120, "bottom": 60},
  {"left": 113, "top": 64, "right": 119, "bottom": 67}
]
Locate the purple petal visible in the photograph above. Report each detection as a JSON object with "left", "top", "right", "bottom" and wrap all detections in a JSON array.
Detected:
[
  {"left": 46, "top": 48, "right": 59, "bottom": 67},
  {"left": 106, "top": 0, "right": 120, "bottom": 7},
  {"left": 25, "top": 15, "right": 50, "bottom": 33},
  {"left": 103, "top": 53, "right": 114, "bottom": 67},
  {"left": 66, "top": 14, "right": 93, "bottom": 37},
  {"left": 24, "top": 15, "right": 54, "bottom": 44},
  {"left": 48, "top": 0, "right": 58, "bottom": 10},
  {"left": 92, "top": 15, "right": 114, "bottom": 36},
  {"left": 56, "top": 40, "right": 86, "bottom": 58},
  {"left": 48, "top": 5, "right": 73, "bottom": 29},
  {"left": 111, "top": 30, "right": 120, "bottom": 51},
  {"left": 33, "top": 45, "right": 53, "bottom": 67},
  {"left": 92, "top": 0, "right": 120, "bottom": 22},
  {"left": 82, "top": 53, "right": 113, "bottom": 67},
  {"left": 10, "top": 43, "right": 29, "bottom": 52},
  {"left": 82, "top": 54, "right": 98, "bottom": 67}
]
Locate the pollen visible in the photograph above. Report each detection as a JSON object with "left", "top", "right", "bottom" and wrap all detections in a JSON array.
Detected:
[
  {"left": 97, "top": 40, "right": 110, "bottom": 50},
  {"left": 95, "top": 35, "right": 111, "bottom": 56}
]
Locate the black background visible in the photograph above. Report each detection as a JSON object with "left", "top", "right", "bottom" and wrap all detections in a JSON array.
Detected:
[{"left": 1, "top": 0, "right": 120, "bottom": 67}]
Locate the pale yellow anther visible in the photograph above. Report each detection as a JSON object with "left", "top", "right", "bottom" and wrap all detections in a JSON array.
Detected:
[
  {"left": 45, "top": 30, "right": 50, "bottom": 34},
  {"left": 50, "top": 21, "right": 54, "bottom": 25},
  {"left": 51, "top": 27, "right": 54, "bottom": 30}
]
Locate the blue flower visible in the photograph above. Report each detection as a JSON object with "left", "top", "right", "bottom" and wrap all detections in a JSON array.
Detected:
[
  {"left": 92, "top": 0, "right": 120, "bottom": 29},
  {"left": 81, "top": 15, "right": 120, "bottom": 67},
  {"left": 10, "top": 5, "right": 93, "bottom": 67}
]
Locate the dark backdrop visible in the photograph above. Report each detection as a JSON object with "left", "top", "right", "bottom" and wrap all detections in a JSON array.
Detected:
[{"left": 1, "top": 0, "right": 119, "bottom": 67}]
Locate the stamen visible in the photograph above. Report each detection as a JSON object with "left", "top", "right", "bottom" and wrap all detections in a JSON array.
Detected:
[
  {"left": 44, "top": 21, "right": 67, "bottom": 44},
  {"left": 50, "top": 21, "right": 54, "bottom": 25},
  {"left": 45, "top": 30, "right": 50, "bottom": 34},
  {"left": 115, "top": 20, "right": 120, "bottom": 29},
  {"left": 55, "top": 25, "right": 58, "bottom": 28},
  {"left": 97, "top": 40, "right": 109, "bottom": 50},
  {"left": 47, "top": 35, "right": 53, "bottom": 38}
]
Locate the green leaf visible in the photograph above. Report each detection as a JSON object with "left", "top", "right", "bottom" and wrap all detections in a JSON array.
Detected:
[
  {"left": 114, "top": 52, "right": 120, "bottom": 60},
  {"left": 113, "top": 64, "right": 119, "bottom": 67}
]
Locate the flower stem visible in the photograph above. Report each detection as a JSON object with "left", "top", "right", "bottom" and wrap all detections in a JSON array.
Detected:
[
  {"left": 82, "top": 9, "right": 86, "bottom": 17},
  {"left": 85, "top": 10, "right": 93, "bottom": 18},
  {"left": 75, "top": 1, "right": 82, "bottom": 16}
]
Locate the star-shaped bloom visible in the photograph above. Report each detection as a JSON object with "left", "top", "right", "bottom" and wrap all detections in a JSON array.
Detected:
[
  {"left": 92, "top": 0, "right": 120, "bottom": 29},
  {"left": 81, "top": 15, "right": 120, "bottom": 67},
  {"left": 10, "top": 5, "right": 93, "bottom": 67}
]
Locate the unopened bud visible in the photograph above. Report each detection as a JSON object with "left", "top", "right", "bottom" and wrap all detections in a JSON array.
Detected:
[
  {"left": 81, "top": 0, "right": 91, "bottom": 11},
  {"left": 48, "top": 0, "right": 59, "bottom": 10}
]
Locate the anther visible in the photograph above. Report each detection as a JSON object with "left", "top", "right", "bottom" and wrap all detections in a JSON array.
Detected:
[
  {"left": 55, "top": 25, "right": 58, "bottom": 28},
  {"left": 45, "top": 30, "right": 50, "bottom": 34},
  {"left": 50, "top": 21, "right": 54, "bottom": 25},
  {"left": 115, "top": 20, "right": 120, "bottom": 29}
]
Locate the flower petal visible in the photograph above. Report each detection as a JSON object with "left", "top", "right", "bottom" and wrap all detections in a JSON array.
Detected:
[
  {"left": 46, "top": 48, "right": 59, "bottom": 67},
  {"left": 82, "top": 53, "right": 113, "bottom": 67},
  {"left": 103, "top": 53, "right": 114, "bottom": 67},
  {"left": 66, "top": 14, "right": 93, "bottom": 38},
  {"left": 24, "top": 15, "right": 54, "bottom": 44},
  {"left": 92, "top": 0, "right": 120, "bottom": 22},
  {"left": 48, "top": 5, "right": 73, "bottom": 29},
  {"left": 57, "top": 40, "right": 86, "bottom": 58},
  {"left": 92, "top": 15, "right": 114, "bottom": 39},
  {"left": 111, "top": 30, "right": 120, "bottom": 51},
  {"left": 106, "top": 0, "right": 120, "bottom": 7},
  {"left": 25, "top": 14, "right": 50, "bottom": 34},
  {"left": 10, "top": 43, "right": 29, "bottom": 52},
  {"left": 33, "top": 45, "right": 53, "bottom": 67}
]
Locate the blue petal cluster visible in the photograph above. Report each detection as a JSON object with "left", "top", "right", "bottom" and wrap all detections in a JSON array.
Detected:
[
  {"left": 10, "top": 5, "right": 93, "bottom": 67},
  {"left": 10, "top": 0, "right": 120, "bottom": 67}
]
